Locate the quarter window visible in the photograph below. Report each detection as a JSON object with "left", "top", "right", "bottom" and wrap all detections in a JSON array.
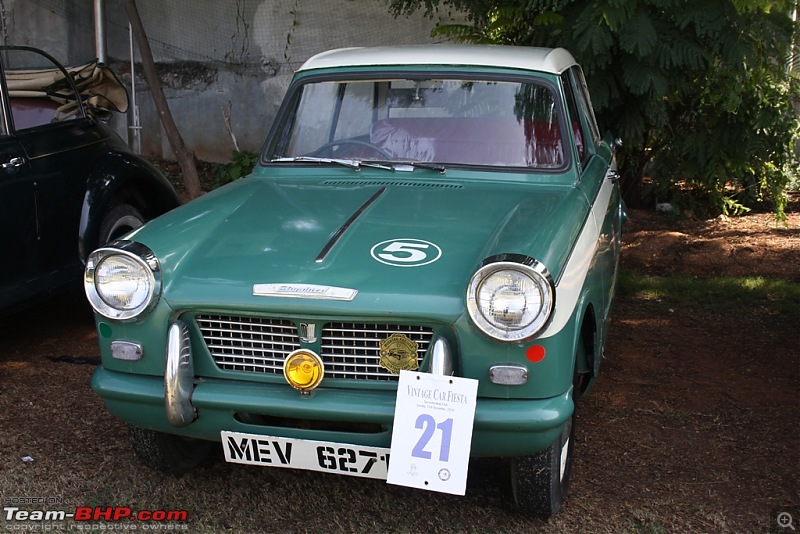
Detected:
[
  {"left": 570, "top": 66, "right": 601, "bottom": 150},
  {"left": 561, "top": 72, "right": 588, "bottom": 166},
  {"left": 1, "top": 47, "right": 83, "bottom": 131}
]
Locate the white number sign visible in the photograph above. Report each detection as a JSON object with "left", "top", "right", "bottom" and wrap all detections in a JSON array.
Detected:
[
  {"left": 370, "top": 239, "right": 442, "bottom": 267},
  {"left": 387, "top": 370, "right": 478, "bottom": 495}
]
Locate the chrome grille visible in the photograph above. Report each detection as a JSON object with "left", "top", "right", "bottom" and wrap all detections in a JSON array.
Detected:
[
  {"left": 321, "top": 322, "right": 433, "bottom": 381},
  {"left": 197, "top": 315, "right": 300, "bottom": 373},
  {"left": 197, "top": 315, "right": 433, "bottom": 382}
]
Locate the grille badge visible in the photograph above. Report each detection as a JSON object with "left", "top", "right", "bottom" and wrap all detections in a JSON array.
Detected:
[
  {"left": 379, "top": 333, "right": 420, "bottom": 375},
  {"left": 299, "top": 323, "right": 317, "bottom": 343}
]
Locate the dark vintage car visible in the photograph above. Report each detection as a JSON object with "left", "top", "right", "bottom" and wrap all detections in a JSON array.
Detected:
[
  {"left": 85, "top": 45, "right": 624, "bottom": 518},
  {"left": 0, "top": 45, "right": 179, "bottom": 315}
]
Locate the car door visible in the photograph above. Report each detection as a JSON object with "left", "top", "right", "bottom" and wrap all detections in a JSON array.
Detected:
[
  {"left": 0, "top": 46, "right": 100, "bottom": 311},
  {"left": 0, "top": 117, "right": 38, "bottom": 308},
  {"left": 563, "top": 66, "right": 622, "bottom": 324}
]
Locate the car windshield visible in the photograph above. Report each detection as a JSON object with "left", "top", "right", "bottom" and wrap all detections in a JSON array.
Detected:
[{"left": 268, "top": 77, "right": 570, "bottom": 170}]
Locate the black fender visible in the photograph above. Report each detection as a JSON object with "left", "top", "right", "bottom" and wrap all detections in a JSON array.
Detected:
[{"left": 79, "top": 148, "right": 180, "bottom": 260}]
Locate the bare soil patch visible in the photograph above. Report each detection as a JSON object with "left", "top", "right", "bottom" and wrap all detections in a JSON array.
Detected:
[
  {"left": 623, "top": 200, "right": 800, "bottom": 281},
  {"left": 0, "top": 197, "right": 797, "bottom": 532}
]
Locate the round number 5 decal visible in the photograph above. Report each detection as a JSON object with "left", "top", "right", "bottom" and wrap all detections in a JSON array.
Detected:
[{"left": 371, "top": 238, "right": 442, "bottom": 267}]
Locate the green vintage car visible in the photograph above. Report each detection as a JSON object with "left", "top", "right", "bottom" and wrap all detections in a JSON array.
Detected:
[{"left": 85, "top": 45, "right": 623, "bottom": 518}]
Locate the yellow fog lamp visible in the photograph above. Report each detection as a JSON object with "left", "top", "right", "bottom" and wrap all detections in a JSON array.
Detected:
[{"left": 283, "top": 349, "right": 324, "bottom": 392}]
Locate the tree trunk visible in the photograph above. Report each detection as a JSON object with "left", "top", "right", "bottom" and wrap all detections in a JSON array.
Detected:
[{"left": 123, "top": 0, "right": 203, "bottom": 199}]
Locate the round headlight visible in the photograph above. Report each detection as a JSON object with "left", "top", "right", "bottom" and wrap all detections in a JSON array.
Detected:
[
  {"left": 84, "top": 242, "right": 160, "bottom": 321},
  {"left": 467, "top": 258, "right": 554, "bottom": 342},
  {"left": 95, "top": 254, "right": 152, "bottom": 310}
]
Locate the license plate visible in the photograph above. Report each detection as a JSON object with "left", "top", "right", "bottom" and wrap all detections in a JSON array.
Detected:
[{"left": 221, "top": 431, "right": 390, "bottom": 480}]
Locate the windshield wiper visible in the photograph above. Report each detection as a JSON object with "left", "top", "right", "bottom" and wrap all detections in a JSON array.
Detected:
[
  {"left": 272, "top": 156, "right": 445, "bottom": 174},
  {"left": 271, "top": 156, "right": 394, "bottom": 171},
  {"left": 408, "top": 162, "right": 447, "bottom": 174},
  {"left": 271, "top": 156, "right": 360, "bottom": 169},
  {"left": 363, "top": 161, "right": 447, "bottom": 174}
]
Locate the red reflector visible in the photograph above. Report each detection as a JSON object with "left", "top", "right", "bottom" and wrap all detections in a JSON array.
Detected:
[{"left": 526, "top": 345, "right": 546, "bottom": 363}]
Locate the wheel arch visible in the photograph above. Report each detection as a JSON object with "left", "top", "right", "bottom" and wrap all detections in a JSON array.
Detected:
[
  {"left": 568, "top": 291, "right": 599, "bottom": 399},
  {"left": 78, "top": 151, "right": 180, "bottom": 260}
]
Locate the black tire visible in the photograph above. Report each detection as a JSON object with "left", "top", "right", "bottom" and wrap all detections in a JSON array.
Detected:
[
  {"left": 98, "top": 203, "right": 145, "bottom": 245},
  {"left": 510, "top": 412, "right": 575, "bottom": 518},
  {"left": 128, "top": 426, "right": 214, "bottom": 475},
  {"left": 510, "top": 337, "right": 584, "bottom": 518}
]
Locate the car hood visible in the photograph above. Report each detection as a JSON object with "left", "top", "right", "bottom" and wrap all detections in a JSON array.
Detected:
[{"left": 129, "top": 173, "right": 590, "bottom": 322}]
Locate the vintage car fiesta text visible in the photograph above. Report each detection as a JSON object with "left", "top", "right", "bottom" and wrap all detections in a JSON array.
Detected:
[{"left": 84, "top": 44, "right": 624, "bottom": 518}]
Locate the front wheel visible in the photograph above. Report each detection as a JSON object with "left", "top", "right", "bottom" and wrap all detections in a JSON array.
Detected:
[
  {"left": 128, "top": 426, "right": 214, "bottom": 475},
  {"left": 510, "top": 413, "right": 575, "bottom": 518},
  {"left": 99, "top": 203, "right": 144, "bottom": 245}
]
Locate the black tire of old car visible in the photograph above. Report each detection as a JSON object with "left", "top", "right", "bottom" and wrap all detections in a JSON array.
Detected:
[
  {"left": 510, "top": 411, "right": 575, "bottom": 518},
  {"left": 98, "top": 203, "right": 145, "bottom": 245},
  {"left": 128, "top": 426, "right": 215, "bottom": 475},
  {"left": 510, "top": 338, "right": 584, "bottom": 518}
]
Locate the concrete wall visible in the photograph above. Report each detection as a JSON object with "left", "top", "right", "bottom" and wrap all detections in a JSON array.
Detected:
[
  {"left": 0, "top": 0, "right": 93, "bottom": 65},
  {"left": 3, "top": 0, "right": 457, "bottom": 162}
]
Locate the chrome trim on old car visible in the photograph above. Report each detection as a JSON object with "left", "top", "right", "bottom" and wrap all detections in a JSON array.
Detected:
[
  {"left": 489, "top": 364, "right": 529, "bottom": 386},
  {"left": 84, "top": 240, "right": 161, "bottom": 321},
  {"left": 110, "top": 341, "right": 143, "bottom": 361},
  {"left": 196, "top": 315, "right": 433, "bottom": 381},
  {"left": 428, "top": 337, "right": 454, "bottom": 376},
  {"left": 165, "top": 321, "right": 196, "bottom": 426},
  {"left": 253, "top": 283, "right": 358, "bottom": 301},
  {"left": 467, "top": 255, "right": 555, "bottom": 343}
]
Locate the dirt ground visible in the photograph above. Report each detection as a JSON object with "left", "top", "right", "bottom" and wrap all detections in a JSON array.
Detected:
[
  {"left": 0, "top": 198, "right": 798, "bottom": 533},
  {"left": 570, "top": 202, "right": 799, "bottom": 532},
  {"left": 622, "top": 203, "right": 800, "bottom": 281}
]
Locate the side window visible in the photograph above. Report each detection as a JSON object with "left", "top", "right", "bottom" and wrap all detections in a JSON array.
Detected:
[
  {"left": 570, "top": 66, "right": 601, "bottom": 151},
  {"left": 561, "top": 71, "right": 589, "bottom": 166},
  {"left": 2, "top": 47, "right": 82, "bottom": 132}
]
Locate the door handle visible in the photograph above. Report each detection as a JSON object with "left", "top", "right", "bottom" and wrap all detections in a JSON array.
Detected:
[{"left": 2, "top": 156, "right": 24, "bottom": 169}]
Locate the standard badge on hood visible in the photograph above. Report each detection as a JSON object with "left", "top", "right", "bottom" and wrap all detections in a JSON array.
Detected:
[{"left": 379, "top": 333, "right": 420, "bottom": 374}]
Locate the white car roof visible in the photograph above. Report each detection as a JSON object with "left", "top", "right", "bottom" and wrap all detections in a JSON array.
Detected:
[{"left": 298, "top": 45, "right": 577, "bottom": 75}]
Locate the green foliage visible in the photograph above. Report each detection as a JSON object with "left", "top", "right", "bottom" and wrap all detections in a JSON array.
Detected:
[
  {"left": 388, "top": 0, "right": 800, "bottom": 218},
  {"left": 213, "top": 150, "right": 259, "bottom": 185},
  {"left": 618, "top": 270, "right": 800, "bottom": 321},
  {"left": 651, "top": 53, "right": 799, "bottom": 219}
]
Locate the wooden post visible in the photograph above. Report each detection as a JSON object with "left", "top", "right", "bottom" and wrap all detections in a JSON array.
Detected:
[{"left": 123, "top": 0, "right": 203, "bottom": 199}]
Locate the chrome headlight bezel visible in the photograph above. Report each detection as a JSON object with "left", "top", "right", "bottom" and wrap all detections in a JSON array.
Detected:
[
  {"left": 84, "top": 240, "right": 161, "bottom": 321},
  {"left": 466, "top": 255, "right": 555, "bottom": 343}
]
